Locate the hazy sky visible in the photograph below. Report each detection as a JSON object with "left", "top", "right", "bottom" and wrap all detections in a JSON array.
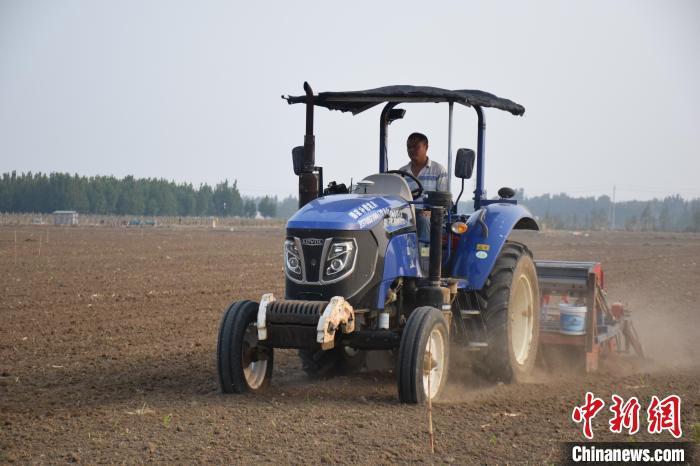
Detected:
[{"left": 1, "top": 0, "right": 699, "bottom": 202}]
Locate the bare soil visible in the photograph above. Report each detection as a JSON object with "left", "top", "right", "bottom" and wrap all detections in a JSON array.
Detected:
[{"left": 1, "top": 226, "right": 698, "bottom": 464}]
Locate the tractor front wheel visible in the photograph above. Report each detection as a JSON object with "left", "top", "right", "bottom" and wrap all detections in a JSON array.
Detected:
[
  {"left": 217, "top": 300, "right": 273, "bottom": 393},
  {"left": 397, "top": 306, "right": 450, "bottom": 403},
  {"left": 477, "top": 241, "right": 540, "bottom": 382}
]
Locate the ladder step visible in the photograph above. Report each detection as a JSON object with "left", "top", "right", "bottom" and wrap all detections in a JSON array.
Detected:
[
  {"left": 467, "top": 342, "right": 488, "bottom": 348},
  {"left": 460, "top": 309, "right": 481, "bottom": 317},
  {"left": 464, "top": 341, "right": 488, "bottom": 351}
]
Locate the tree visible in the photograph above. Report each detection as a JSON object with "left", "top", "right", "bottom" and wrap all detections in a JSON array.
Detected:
[
  {"left": 213, "top": 180, "right": 243, "bottom": 217},
  {"left": 258, "top": 195, "right": 277, "bottom": 218},
  {"left": 87, "top": 181, "right": 107, "bottom": 214},
  {"left": 115, "top": 176, "right": 145, "bottom": 215},
  {"left": 658, "top": 204, "right": 671, "bottom": 231},
  {"left": 177, "top": 184, "right": 197, "bottom": 216},
  {"left": 639, "top": 203, "right": 655, "bottom": 231},
  {"left": 196, "top": 184, "right": 214, "bottom": 216},
  {"left": 590, "top": 208, "right": 608, "bottom": 230},
  {"left": 101, "top": 177, "right": 120, "bottom": 213},
  {"left": 277, "top": 195, "right": 298, "bottom": 218},
  {"left": 243, "top": 198, "right": 257, "bottom": 218},
  {"left": 65, "top": 174, "right": 89, "bottom": 212},
  {"left": 690, "top": 201, "right": 700, "bottom": 232}
]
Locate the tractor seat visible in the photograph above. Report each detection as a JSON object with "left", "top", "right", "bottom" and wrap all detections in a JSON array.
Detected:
[{"left": 352, "top": 173, "right": 413, "bottom": 202}]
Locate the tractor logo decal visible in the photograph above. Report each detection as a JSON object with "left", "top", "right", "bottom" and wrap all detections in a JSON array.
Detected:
[
  {"left": 346, "top": 200, "right": 391, "bottom": 229},
  {"left": 358, "top": 208, "right": 390, "bottom": 229},
  {"left": 347, "top": 201, "right": 380, "bottom": 220},
  {"left": 384, "top": 206, "right": 412, "bottom": 232},
  {"left": 301, "top": 238, "right": 323, "bottom": 246}
]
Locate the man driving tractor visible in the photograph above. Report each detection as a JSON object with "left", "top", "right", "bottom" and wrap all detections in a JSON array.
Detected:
[{"left": 398, "top": 132, "right": 448, "bottom": 244}]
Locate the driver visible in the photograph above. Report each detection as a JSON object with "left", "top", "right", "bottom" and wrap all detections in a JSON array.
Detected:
[{"left": 398, "top": 132, "right": 448, "bottom": 245}]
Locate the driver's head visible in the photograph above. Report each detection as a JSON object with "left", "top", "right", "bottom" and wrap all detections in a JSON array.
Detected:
[{"left": 406, "top": 132, "right": 429, "bottom": 165}]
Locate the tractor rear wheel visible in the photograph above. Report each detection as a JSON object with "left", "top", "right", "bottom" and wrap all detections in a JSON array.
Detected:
[
  {"left": 217, "top": 300, "right": 273, "bottom": 393},
  {"left": 397, "top": 306, "right": 450, "bottom": 403},
  {"left": 477, "top": 241, "right": 540, "bottom": 382}
]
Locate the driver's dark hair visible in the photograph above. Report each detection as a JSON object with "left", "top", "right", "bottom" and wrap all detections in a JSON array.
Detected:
[{"left": 407, "top": 132, "right": 428, "bottom": 145}]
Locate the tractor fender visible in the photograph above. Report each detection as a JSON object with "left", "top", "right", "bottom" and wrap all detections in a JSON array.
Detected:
[{"left": 450, "top": 203, "right": 538, "bottom": 290}]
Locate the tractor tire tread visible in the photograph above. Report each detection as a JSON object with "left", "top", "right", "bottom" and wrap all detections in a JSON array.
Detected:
[
  {"left": 475, "top": 241, "right": 538, "bottom": 383},
  {"left": 397, "top": 306, "right": 433, "bottom": 402},
  {"left": 397, "top": 306, "right": 449, "bottom": 404},
  {"left": 217, "top": 300, "right": 273, "bottom": 393}
]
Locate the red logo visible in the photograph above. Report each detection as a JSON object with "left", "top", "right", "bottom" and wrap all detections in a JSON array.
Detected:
[
  {"left": 572, "top": 392, "right": 606, "bottom": 439},
  {"left": 572, "top": 392, "right": 683, "bottom": 439},
  {"left": 647, "top": 395, "right": 682, "bottom": 438},
  {"left": 609, "top": 395, "right": 641, "bottom": 435}
]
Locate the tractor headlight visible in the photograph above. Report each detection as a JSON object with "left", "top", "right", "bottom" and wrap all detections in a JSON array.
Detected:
[
  {"left": 284, "top": 239, "right": 303, "bottom": 281},
  {"left": 322, "top": 239, "right": 357, "bottom": 282}
]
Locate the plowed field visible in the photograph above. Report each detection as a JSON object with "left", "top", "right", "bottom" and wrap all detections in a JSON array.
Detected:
[{"left": 1, "top": 226, "right": 698, "bottom": 463}]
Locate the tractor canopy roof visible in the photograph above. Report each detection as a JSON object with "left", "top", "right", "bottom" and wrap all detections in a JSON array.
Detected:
[{"left": 284, "top": 85, "right": 525, "bottom": 116}]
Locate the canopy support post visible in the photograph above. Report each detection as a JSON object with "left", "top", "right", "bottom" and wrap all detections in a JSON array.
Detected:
[
  {"left": 473, "top": 106, "right": 486, "bottom": 210},
  {"left": 379, "top": 102, "right": 398, "bottom": 173},
  {"left": 447, "top": 102, "right": 454, "bottom": 193}
]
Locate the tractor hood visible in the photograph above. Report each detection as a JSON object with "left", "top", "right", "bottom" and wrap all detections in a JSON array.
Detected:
[{"left": 287, "top": 194, "right": 412, "bottom": 231}]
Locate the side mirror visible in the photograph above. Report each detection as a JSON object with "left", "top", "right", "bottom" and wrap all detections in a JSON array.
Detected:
[
  {"left": 455, "top": 148, "right": 475, "bottom": 179},
  {"left": 292, "top": 146, "right": 304, "bottom": 175}
]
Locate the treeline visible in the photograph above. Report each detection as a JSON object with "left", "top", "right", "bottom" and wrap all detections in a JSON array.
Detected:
[
  {"left": 278, "top": 191, "right": 700, "bottom": 231},
  {"left": 0, "top": 172, "right": 278, "bottom": 218},
  {"left": 514, "top": 190, "right": 700, "bottom": 232},
  {"left": 2, "top": 172, "right": 699, "bottom": 230}
]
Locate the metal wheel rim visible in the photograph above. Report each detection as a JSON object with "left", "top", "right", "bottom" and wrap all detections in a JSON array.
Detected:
[
  {"left": 422, "top": 328, "right": 445, "bottom": 400},
  {"left": 243, "top": 360, "right": 267, "bottom": 389},
  {"left": 242, "top": 325, "right": 267, "bottom": 390},
  {"left": 511, "top": 273, "right": 535, "bottom": 365}
]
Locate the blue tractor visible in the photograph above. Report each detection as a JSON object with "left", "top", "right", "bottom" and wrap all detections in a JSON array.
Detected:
[{"left": 217, "top": 83, "right": 543, "bottom": 403}]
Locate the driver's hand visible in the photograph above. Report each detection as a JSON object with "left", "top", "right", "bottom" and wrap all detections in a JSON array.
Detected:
[{"left": 420, "top": 210, "right": 431, "bottom": 218}]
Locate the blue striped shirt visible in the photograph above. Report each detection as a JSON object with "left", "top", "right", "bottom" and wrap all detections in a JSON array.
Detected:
[{"left": 398, "top": 158, "right": 448, "bottom": 205}]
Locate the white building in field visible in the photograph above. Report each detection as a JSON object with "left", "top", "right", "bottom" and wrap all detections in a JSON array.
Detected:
[{"left": 52, "top": 210, "right": 78, "bottom": 225}]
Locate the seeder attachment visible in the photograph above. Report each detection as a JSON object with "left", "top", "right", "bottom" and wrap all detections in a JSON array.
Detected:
[{"left": 536, "top": 261, "right": 644, "bottom": 372}]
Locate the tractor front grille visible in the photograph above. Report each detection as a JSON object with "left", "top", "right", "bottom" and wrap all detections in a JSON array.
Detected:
[{"left": 284, "top": 228, "right": 381, "bottom": 309}]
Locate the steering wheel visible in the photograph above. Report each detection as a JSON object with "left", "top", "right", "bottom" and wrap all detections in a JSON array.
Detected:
[{"left": 386, "top": 170, "right": 423, "bottom": 199}]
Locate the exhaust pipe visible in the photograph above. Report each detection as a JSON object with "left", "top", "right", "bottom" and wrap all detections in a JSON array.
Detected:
[{"left": 299, "top": 82, "right": 319, "bottom": 208}]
